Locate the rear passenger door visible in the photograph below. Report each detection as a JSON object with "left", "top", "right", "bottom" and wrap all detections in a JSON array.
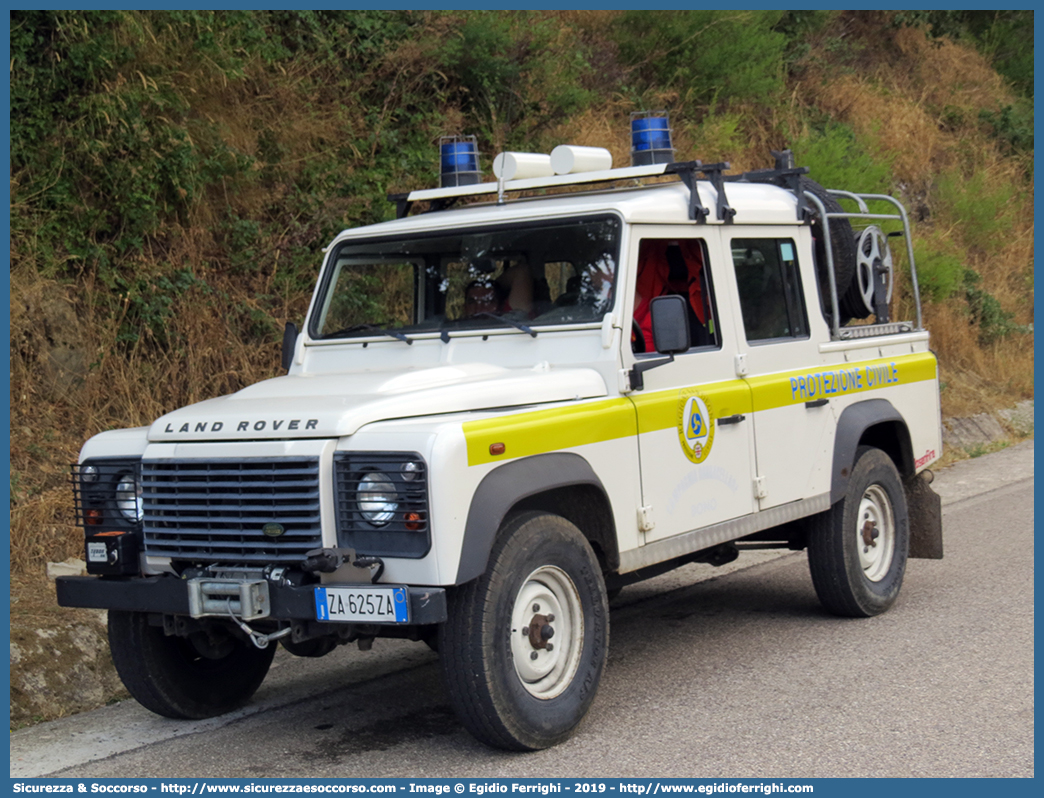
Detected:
[
  {"left": 726, "top": 229, "right": 836, "bottom": 510},
  {"left": 625, "top": 228, "right": 756, "bottom": 544}
]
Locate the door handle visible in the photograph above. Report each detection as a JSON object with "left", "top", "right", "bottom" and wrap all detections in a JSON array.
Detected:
[
  {"left": 805, "top": 398, "right": 828, "bottom": 408},
  {"left": 717, "top": 414, "right": 745, "bottom": 425}
]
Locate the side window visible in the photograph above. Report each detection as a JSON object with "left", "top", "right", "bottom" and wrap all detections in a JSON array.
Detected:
[
  {"left": 731, "top": 238, "right": 809, "bottom": 342},
  {"left": 633, "top": 239, "right": 720, "bottom": 354}
]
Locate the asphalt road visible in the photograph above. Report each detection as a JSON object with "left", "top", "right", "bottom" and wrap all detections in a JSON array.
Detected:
[{"left": 11, "top": 441, "right": 1033, "bottom": 778}]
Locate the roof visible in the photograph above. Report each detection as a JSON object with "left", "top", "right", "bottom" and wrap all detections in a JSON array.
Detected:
[{"left": 330, "top": 174, "right": 806, "bottom": 247}]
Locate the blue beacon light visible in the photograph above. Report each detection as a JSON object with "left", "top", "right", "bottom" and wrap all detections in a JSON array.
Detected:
[
  {"left": 439, "top": 135, "right": 482, "bottom": 187},
  {"left": 630, "top": 112, "right": 675, "bottom": 166}
]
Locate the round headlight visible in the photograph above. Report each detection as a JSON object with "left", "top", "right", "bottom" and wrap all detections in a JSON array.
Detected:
[
  {"left": 358, "top": 472, "right": 398, "bottom": 526},
  {"left": 115, "top": 475, "right": 143, "bottom": 523}
]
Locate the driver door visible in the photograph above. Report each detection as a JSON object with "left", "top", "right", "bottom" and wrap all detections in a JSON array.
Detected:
[{"left": 626, "top": 228, "right": 756, "bottom": 545}]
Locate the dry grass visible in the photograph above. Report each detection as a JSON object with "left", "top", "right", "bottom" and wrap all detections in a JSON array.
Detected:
[
  {"left": 924, "top": 301, "right": 1034, "bottom": 417},
  {"left": 797, "top": 71, "right": 952, "bottom": 192},
  {"left": 548, "top": 102, "right": 636, "bottom": 169},
  {"left": 890, "top": 25, "right": 1014, "bottom": 114},
  {"left": 10, "top": 257, "right": 288, "bottom": 574},
  {"left": 794, "top": 18, "right": 1020, "bottom": 195}
]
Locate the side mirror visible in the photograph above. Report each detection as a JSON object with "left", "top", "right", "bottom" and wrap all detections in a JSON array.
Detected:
[
  {"left": 650, "top": 295, "right": 690, "bottom": 355},
  {"left": 281, "top": 322, "right": 298, "bottom": 372},
  {"left": 628, "top": 296, "right": 690, "bottom": 391}
]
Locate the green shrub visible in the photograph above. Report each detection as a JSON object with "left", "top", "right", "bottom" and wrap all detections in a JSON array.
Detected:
[
  {"left": 10, "top": 10, "right": 436, "bottom": 348},
  {"left": 116, "top": 268, "right": 210, "bottom": 346},
  {"left": 439, "top": 12, "right": 593, "bottom": 147},
  {"left": 934, "top": 168, "right": 1019, "bottom": 253},
  {"left": 790, "top": 122, "right": 893, "bottom": 195},
  {"left": 687, "top": 112, "right": 743, "bottom": 162},
  {"left": 979, "top": 101, "right": 1034, "bottom": 156},
  {"left": 963, "top": 269, "right": 1023, "bottom": 344},
  {"left": 912, "top": 237, "right": 965, "bottom": 302},
  {"left": 10, "top": 11, "right": 258, "bottom": 277},
  {"left": 615, "top": 11, "right": 787, "bottom": 109}
]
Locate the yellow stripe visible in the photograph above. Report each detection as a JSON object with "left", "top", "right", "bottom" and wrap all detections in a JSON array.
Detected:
[
  {"left": 746, "top": 352, "right": 937, "bottom": 411},
  {"left": 462, "top": 352, "right": 936, "bottom": 466},
  {"left": 630, "top": 380, "right": 752, "bottom": 433},
  {"left": 463, "top": 399, "right": 638, "bottom": 466}
]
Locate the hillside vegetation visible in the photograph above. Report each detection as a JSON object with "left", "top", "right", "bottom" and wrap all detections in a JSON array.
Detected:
[{"left": 9, "top": 10, "right": 1034, "bottom": 576}]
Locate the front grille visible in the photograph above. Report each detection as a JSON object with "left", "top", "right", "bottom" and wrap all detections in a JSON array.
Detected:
[
  {"left": 141, "top": 458, "right": 322, "bottom": 565},
  {"left": 334, "top": 452, "right": 431, "bottom": 558}
]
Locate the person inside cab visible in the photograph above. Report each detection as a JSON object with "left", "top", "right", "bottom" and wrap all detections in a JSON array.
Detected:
[
  {"left": 495, "top": 262, "right": 534, "bottom": 318},
  {"left": 463, "top": 279, "right": 503, "bottom": 318},
  {"left": 632, "top": 240, "right": 712, "bottom": 352},
  {"left": 466, "top": 257, "right": 534, "bottom": 318}
]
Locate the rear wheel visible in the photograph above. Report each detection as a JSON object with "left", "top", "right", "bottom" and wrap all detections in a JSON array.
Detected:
[
  {"left": 807, "top": 447, "right": 909, "bottom": 617},
  {"left": 108, "top": 611, "right": 276, "bottom": 719},
  {"left": 439, "top": 511, "right": 609, "bottom": 750}
]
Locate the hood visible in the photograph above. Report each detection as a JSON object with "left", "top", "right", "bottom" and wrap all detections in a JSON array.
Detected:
[{"left": 148, "top": 362, "right": 607, "bottom": 441}]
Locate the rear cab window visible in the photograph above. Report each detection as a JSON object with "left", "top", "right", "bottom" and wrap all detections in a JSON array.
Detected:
[{"left": 730, "top": 238, "right": 809, "bottom": 343}]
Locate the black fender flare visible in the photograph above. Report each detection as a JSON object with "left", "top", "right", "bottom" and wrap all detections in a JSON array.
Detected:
[
  {"left": 454, "top": 453, "right": 611, "bottom": 585},
  {"left": 831, "top": 398, "right": 913, "bottom": 504}
]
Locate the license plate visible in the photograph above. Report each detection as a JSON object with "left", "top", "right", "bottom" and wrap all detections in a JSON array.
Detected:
[{"left": 314, "top": 586, "right": 410, "bottom": 624}]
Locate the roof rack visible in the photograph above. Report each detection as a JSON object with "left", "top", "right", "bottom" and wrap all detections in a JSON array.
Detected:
[
  {"left": 389, "top": 149, "right": 820, "bottom": 226},
  {"left": 388, "top": 160, "right": 749, "bottom": 224},
  {"left": 389, "top": 162, "right": 674, "bottom": 219}
]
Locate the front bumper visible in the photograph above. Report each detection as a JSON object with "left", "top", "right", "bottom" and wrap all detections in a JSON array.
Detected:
[{"left": 55, "top": 575, "right": 447, "bottom": 625}]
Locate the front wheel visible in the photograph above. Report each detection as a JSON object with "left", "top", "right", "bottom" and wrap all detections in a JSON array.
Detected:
[
  {"left": 807, "top": 446, "right": 910, "bottom": 617},
  {"left": 439, "top": 512, "right": 609, "bottom": 750},
  {"left": 108, "top": 611, "right": 276, "bottom": 719}
]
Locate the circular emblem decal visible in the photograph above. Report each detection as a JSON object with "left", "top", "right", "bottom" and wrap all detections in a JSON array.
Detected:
[
  {"left": 678, "top": 393, "right": 715, "bottom": 464},
  {"left": 262, "top": 522, "right": 285, "bottom": 538}
]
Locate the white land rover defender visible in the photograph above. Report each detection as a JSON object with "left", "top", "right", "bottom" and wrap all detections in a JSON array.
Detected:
[{"left": 58, "top": 123, "right": 943, "bottom": 751}]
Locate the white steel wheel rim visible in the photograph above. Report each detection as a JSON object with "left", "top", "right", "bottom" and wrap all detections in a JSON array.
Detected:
[
  {"left": 857, "top": 484, "right": 895, "bottom": 582},
  {"left": 509, "top": 565, "right": 584, "bottom": 699},
  {"left": 855, "top": 226, "right": 894, "bottom": 314}
]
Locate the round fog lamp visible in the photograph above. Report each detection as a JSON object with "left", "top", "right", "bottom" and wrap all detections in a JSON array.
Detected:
[
  {"left": 358, "top": 472, "right": 398, "bottom": 526},
  {"left": 115, "top": 475, "right": 143, "bottom": 522}
]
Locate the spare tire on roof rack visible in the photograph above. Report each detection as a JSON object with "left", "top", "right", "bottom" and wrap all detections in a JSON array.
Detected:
[
  {"left": 799, "top": 177, "right": 857, "bottom": 328},
  {"left": 841, "top": 225, "right": 895, "bottom": 322}
]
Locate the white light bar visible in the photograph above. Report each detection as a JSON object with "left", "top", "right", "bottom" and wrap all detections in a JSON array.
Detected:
[{"left": 406, "top": 163, "right": 671, "bottom": 203}]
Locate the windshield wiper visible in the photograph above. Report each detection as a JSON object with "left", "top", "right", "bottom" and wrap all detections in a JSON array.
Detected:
[
  {"left": 323, "top": 323, "right": 412, "bottom": 344},
  {"left": 473, "top": 313, "right": 537, "bottom": 338}
]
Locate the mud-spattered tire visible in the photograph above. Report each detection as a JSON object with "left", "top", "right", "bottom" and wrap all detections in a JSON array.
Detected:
[
  {"left": 108, "top": 611, "right": 276, "bottom": 719},
  {"left": 439, "top": 512, "right": 609, "bottom": 750},
  {"left": 807, "top": 447, "right": 910, "bottom": 617},
  {"left": 801, "top": 177, "right": 857, "bottom": 326}
]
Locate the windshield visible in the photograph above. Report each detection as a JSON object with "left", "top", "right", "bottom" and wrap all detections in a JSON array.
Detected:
[{"left": 310, "top": 215, "right": 620, "bottom": 340}]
